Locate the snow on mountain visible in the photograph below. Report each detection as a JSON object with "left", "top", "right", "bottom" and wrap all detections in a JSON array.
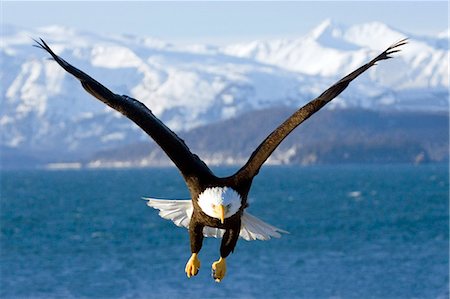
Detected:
[
  {"left": 222, "top": 19, "right": 449, "bottom": 89},
  {"left": 1, "top": 21, "right": 448, "bottom": 165}
]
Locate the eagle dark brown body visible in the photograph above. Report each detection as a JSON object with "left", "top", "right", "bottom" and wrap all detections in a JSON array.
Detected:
[{"left": 35, "top": 38, "right": 406, "bottom": 282}]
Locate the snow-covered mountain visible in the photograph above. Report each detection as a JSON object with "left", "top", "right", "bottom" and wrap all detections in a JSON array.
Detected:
[
  {"left": 1, "top": 21, "right": 448, "bottom": 166},
  {"left": 223, "top": 20, "right": 449, "bottom": 88}
]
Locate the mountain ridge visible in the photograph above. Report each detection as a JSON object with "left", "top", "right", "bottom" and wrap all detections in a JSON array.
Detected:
[
  {"left": 3, "top": 108, "right": 447, "bottom": 169},
  {"left": 74, "top": 108, "right": 450, "bottom": 168}
]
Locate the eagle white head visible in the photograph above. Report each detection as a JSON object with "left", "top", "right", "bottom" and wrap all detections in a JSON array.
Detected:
[{"left": 197, "top": 187, "right": 242, "bottom": 223}]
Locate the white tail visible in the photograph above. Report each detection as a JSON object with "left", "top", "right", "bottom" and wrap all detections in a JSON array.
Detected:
[{"left": 144, "top": 197, "right": 288, "bottom": 241}]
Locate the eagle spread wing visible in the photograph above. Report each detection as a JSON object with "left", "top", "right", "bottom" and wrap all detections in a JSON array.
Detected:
[
  {"left": 232, "top": 39, "right": 407, "bottom": 182},
  {"left": 35, "top": 39, "right": 214, "bottom": 181}
]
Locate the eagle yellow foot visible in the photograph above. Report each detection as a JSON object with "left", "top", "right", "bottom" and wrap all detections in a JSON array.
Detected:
[
  {"left": 211, "top": 257, "right": 226, "bottom": 282},
  {"left": 185, "top": 253, "right": 201, "bottom": 278}
]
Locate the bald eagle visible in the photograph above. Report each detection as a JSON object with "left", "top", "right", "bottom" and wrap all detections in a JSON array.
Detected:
[{"left": 35, "top": 38, "right": 406, "bottom": 282}]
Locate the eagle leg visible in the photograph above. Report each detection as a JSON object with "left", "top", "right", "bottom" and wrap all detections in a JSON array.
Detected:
[
  {"left": 186, "top": 221, "right": 204, "bottom": 278},
  {"left": 212, "top": 226, "right": 240, "bottom": 282}
]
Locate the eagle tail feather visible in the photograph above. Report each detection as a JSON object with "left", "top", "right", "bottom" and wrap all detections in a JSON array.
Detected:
[{"left": 144, "top": 197, "right": 288, "bottom": 241}]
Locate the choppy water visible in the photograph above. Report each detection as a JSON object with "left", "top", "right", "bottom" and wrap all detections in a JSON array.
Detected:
[{"left": 1, "top": 164, "right": 448, "bottom": 298}]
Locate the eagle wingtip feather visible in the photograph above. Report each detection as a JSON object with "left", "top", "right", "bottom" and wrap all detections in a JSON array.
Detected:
[{"left": 387, "top": 38, "right": 408, "bottom": 53}]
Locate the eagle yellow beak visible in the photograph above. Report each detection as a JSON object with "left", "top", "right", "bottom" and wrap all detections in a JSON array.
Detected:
[{"left": 217, "top": 204, "right": 225, "bottom": 224}]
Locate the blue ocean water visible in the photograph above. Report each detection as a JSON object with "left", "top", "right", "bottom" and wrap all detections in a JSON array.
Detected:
[{"left": 1, "top": 164, "right": 448, "bottom": 299}]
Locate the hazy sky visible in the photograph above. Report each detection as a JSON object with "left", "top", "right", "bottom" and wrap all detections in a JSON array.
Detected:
[{"left": 2, "top": 1, "right": 449, "bottom": 44}]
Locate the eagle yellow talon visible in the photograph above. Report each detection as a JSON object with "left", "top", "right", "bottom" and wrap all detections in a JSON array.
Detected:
[
  {"left": 211, "top": 257, "right": 226, "bottom": 282},
  {"left": 185, "top": 253, "right": 201, "bottom": 278}
]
